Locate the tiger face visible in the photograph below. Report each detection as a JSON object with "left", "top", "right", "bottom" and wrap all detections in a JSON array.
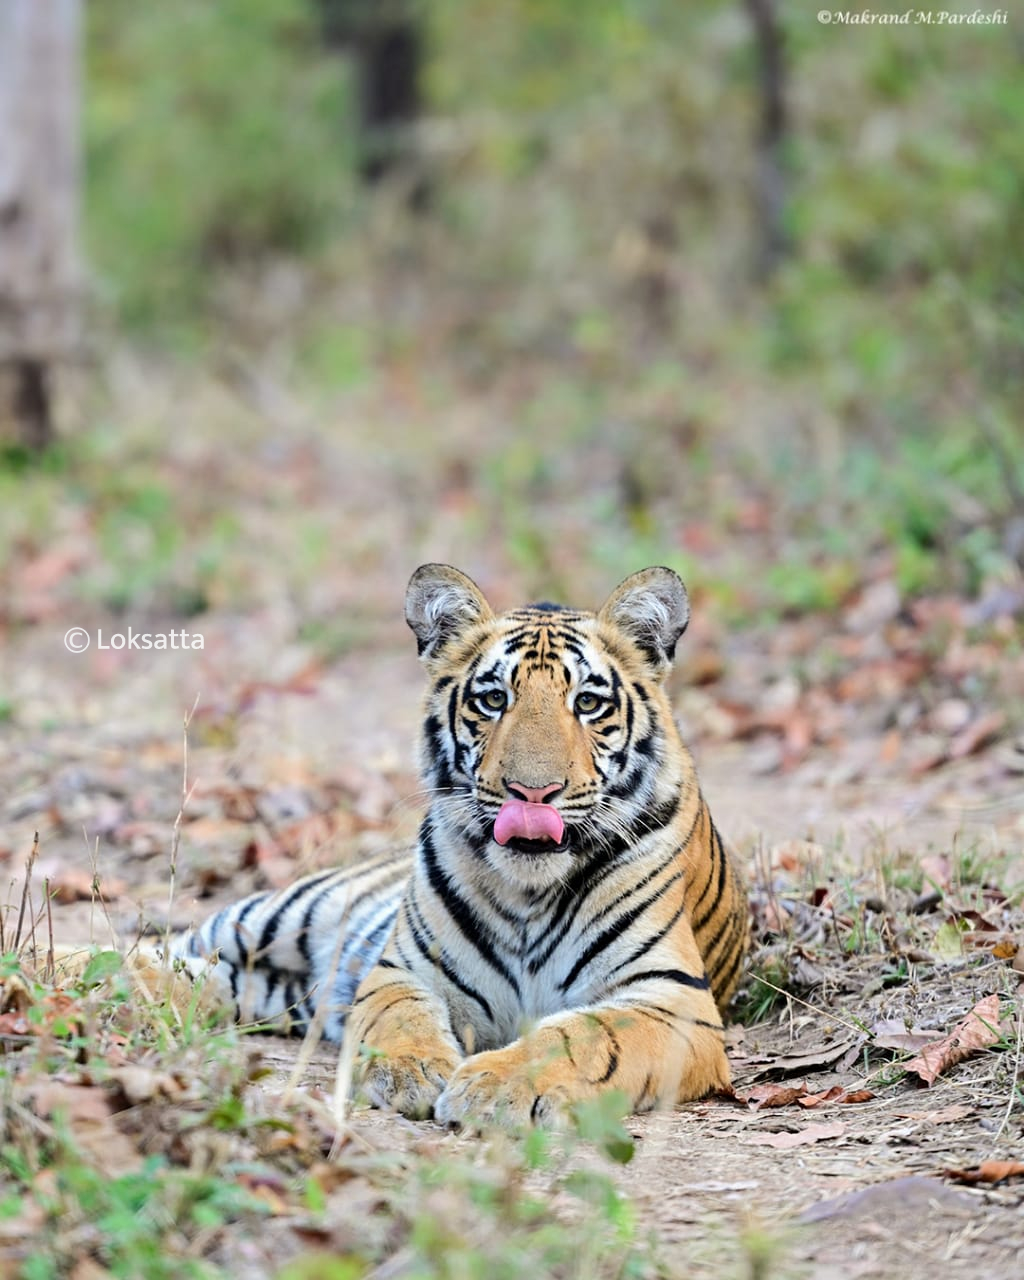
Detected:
[{"left": 406, "top": 564, "right": 693, "bottom": 891}]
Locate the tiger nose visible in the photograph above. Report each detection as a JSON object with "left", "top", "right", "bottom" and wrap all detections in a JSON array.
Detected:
[{"left": 504, "top": 780, "right": 564, "bottom": 804}]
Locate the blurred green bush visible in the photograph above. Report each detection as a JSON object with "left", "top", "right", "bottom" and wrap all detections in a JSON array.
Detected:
[
  {"left": 65, "top": 0, "right": 1024, "bottom": 618},
  {"left": 85, "top": 0, "right": 354, "bottom": 329}
]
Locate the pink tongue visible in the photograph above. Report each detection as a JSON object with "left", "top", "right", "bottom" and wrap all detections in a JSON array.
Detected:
[{"left": 494, "top": 800, "right": 565, "bottom": 847}]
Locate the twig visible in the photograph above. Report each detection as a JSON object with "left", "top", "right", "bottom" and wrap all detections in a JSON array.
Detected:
[
  {"left": 165, "top": 694, "right": 201, "bottom": 956},
  {"left": 82, "top": 831, "right": 120, "bottom": 950},
  {"left": 988, "top": 994, "right": 1024, "bottom": 1153},
  {"left": 749, "top": 972, "right": 868, "bottom": 1041},
  {"left": 331, "top": 1025, "right": 361, "bottom": 1158},
  {"left": 44, "top": 878, "right": 55, "bottom": 982},
  {"left": 283, "top": 892, "right": 354, "bottom": 1106},
  {"left": 13, "top": 832, "right": 39, "bottom": 951}
]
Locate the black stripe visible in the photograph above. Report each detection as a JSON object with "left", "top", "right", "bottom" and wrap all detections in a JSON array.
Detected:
[
  {"left": 697, "top": 891, "right": 739, "bottom": 970},
  {"left": 525, "top": 854, "right": 641, "bottom": 974},
  {"left": 712, "top": 930, "right": 745, "bottom": 1002},
  {"left": 609, "top": 967, "right": 709, "bottom": 993},
  {"left": 607, "top": 888, "right": 688, "bottom": 975},
  {"left": 351, "top": 977, "right": 407, "bottom": 1006},
  {"left": 420, "top": 819, "right": 520, "bottom": 996},
  {"left": 687, "top": 806, "right": 717, "bottom": 917},
  {"left": 406, "top": 892, "right": 495, "bottom": 1021},
  {"left": 594, "top": 1018, "right": 620, "bottom": 1084},
  {"left": 638, "top": 790, "right": 681, "bottom": 838},
  {"left": 359, "top": 992, "right": 426, "bottom": 1041},
  {"left": 557, "top": 867, "right": 684, "bottom": 993},
  {"left": 228, "top": 895, "right": 263, "bottom": 964},
  {"left": 692, "top": 820, "right": 728, "bottom": 934},
  {"left": 258, "top": 869, "right": 339, "bottom": 955}
]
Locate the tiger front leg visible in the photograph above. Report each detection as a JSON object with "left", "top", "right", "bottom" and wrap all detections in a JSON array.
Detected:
[
  {"left": 434, "top": 1002, "right": 730, "bottom": 1128},
  {"left": 348, "top": 964, "right": 463, "bottom": 1119}
]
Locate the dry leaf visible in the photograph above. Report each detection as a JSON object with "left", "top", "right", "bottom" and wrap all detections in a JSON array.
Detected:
[
  {"left": 743, "top": 1084, "right": 808, "bottom": 1110},
  {"left": 736, "top": 1082, "right": 873, "bottom": 1111},
  {"left": 29, "top": 1081, "right": 113, "bottom": 1124},
  {"left": 46, "top": 867, "right": 126, "bottom": 904},
  {"left": 69, "top": 1259, "right": 115, "bottom": 1280},
  {"left": 944, "top": 1161, "right": 1024, "bottom": 1184},
  {"left": 0, "top": 1010, "right": 31, "bottom": 1036},
  {"left": 109, "top": 1065, "right": 188, "bottom": 1106},
  {"left": 903, "top": 994, "right": 1003, "bottom": 1086},
  {"left": 948, "top": 710, "right": 1005, "bottom": 760},
  {"left": 745, "top": 1121, "right": 846, "bottom": 1149},
  {"left": 800, "top": 1176, "right": 971, "bottom": 1224},
  {"left": 894, "top": 1105, "right": 974, "bottom": 1124},
  {"left": 749, "top": 1037, "right": 860, "bottom": 1079},
  {"left": 871, "top": 1019, "right": 944, "bottom": 1053},
  {"left": 797, "top": 1086, "right": 843, "bottom": 1108},
  {"left": 918, "top": 854, "right": 951, "bottom": 890}
]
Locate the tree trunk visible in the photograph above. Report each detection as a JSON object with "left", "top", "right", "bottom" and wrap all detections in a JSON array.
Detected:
[
  {"left": 0, "top": 0, "right": 81, "bottom": 450},
  {"left": 315, "top": 0, "right": 426, "bottom": 204},
  {"left": 744, "top": 0, "right": 790, "bottom": 279}
]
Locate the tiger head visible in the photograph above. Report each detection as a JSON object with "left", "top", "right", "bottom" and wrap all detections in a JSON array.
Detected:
[{"left": 406, "top": 564, "right": 694, "bottom": 890}]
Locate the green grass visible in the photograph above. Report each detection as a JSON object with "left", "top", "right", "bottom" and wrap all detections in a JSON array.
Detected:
[{"left": 0, "top": 946, "right": 673, "bottom": 1280}]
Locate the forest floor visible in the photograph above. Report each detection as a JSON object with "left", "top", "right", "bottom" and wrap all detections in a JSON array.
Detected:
[{"left": 1, "top": 346, "right": 1023, "bottom": 1279}]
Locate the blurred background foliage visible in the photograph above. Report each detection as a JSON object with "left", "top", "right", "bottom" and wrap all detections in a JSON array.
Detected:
[{"left": 5, "top": 0, "right": 1024, "bottom": 629}]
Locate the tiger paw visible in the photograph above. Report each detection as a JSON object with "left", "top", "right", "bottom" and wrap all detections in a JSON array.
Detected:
[
  {"left": 357, "top": 1050, "right": 459, "bottom": 1120},
  {"left": 434, "top": 1055, "right": 574, "bottom": 1128}
]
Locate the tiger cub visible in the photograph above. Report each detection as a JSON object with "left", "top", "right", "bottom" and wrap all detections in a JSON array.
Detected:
[{"left": 174, "top": 564, "right": 748, "bottom": 1125}]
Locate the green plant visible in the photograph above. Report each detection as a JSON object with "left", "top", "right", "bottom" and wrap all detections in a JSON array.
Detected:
[{"left": 85, "top": 0, "right": 353, "bottom": 331}]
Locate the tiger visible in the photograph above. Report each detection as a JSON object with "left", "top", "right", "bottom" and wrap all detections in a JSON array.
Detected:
[{"left": 170, "top": 563, "right": 749, "bottom": 1126}]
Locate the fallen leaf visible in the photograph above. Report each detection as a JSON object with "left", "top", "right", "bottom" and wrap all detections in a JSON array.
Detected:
[
  {"left": 797, "top": 1086, "right": 843, "bottom": 1108},
  {"left": 919, "top": 854, "right": 951, "bottom": 891},
  {"left": 879, "top": 728, "right": 901, "bottom": 763},
  {"left": 109, "top": 1065, "right": 188, "bottom": 1106},
  {"left": 748, "top": 1037, "right": 861, "bottom": 1079},
  {"left": 893, "top": 1105, "right": 974, "bottom": 1124},
  {"left": 931, "top": 920, "right": 966, "bottom": 959},
  {"left": 944, "top": 1160, "right": 1024, "bottom": 1184},
  {"left": 930, "top": 698, "right": 972, "bottom": 734},
  {"left": 904, "top": 994, "right": 1003, "bottom": 1086},
  {"left": 69, "top": 1259, "right": 115, "bottom": 1280},
  {"left": 745, "top": 1120, "right": 846, "bottom": 1149},
  {"left": 234, "top": 1170, "right": 292, "bottom": 1214},
  {"left": 948, "top": 710, "right": 1005, "bottom": 760},
  {"left": 769, "top": 839, "right": 824, "bottom": 874},
  {"left": 46, "top": 867, "right": 126, "bottom": 904},
  {"left": 30, "top": 1081, "right": 113, "bottom": 1124},
  {"left": 871, "top": 1020, "right": 944, "bottom": 1053},
  {"left": 0, "top": 1010, "right": 30, "bottom": 1036},
  {"left": 734, "top": 1082, "right": 873, "bottom": 1111},
  {"left": 799, "top": 1175, "right": 971, "bottom": 1224},
  {"left": 742, "top": 1083, "right": 809, "bottom": 1109}
]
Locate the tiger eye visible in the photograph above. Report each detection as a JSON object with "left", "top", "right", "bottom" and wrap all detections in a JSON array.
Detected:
[
  {"left": 575, "top": 692, "right": 602, "bottom": 714},
  {"left": 481, "top": 689, "right": 507, "bottom": 711}
]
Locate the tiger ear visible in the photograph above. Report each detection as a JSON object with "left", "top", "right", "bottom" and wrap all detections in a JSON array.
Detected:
[
  {"left": 598, "top": 567, "right": 690, "bottom": 676},
  {"left": 406, "top": 564, "right": 494, "bottom": 661}
]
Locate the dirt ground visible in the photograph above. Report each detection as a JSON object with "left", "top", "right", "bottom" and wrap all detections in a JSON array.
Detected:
[{"left": 3, "top": 601, "right": 1023, "bottom": 1279}]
